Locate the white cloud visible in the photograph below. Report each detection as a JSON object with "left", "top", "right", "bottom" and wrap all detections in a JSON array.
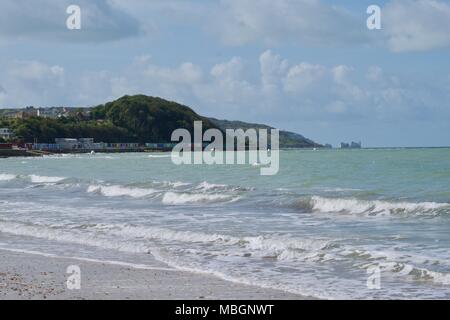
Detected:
[
  {"left": 106, "top": 0, "right": 450, "bottom": 53},
  {"left": 8, "top": 61, "right": 64, "bottom": 81},
  {"left": 260, "top": 50, "right": 289, "bottom": 94},
  {"left": 332, "top": 65, "right": 352, "bottom": 84},
  {"left": 0, "top": 60, "right": 67, "bottom": 107},
  {"left": 144, "top": 62, "right": 203, "bottom": 85},
  {"left": 366, "top": 66, "right": 383, "bottom": 82},
  {"left": 206, "top": 57, "right": 257, "bottom": 110},
  {"left": 209, "top": 0, "right": 368, "bottom": 46},
  {"left": 284, "top": 63, "right": 327, "bottom": 93},
  {"left": 2, "top": 0, "right": 450, "bottom": 53},
  {"left": 211, "top": 57, "right": 244, "bottom": 80},
  {"left": 0, "top": 51, "right": 448, "bottom": 126},
  {"left": 383, "top": 0, "right": 450, "bottom": 52},
  {"left": 0, "top": 0, "right": 141, "bottom": 43},
  {"left": 326, "top": 101, "right": 347, "bottom": 114}
]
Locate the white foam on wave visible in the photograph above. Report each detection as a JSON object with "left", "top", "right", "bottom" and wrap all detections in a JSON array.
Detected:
[
  {"left": 88, "top": 223, "right": 450, "bottom": 283},
  {"left": 3, "top": 219, "right": 448, "bottom": 297},
  {"left": 0, "top": 220, "right": 328, "bottom": 261},
  {"left": 308, "top": 196, "right": 449, "bottom": 216},
  {"left": 148, "top": 154, "right": 171, "bottom": 158},
  {"left": 358, "top": 260, "right": 450, "bottom": 286},
  {"left": 88, "top": 224, "right": 333, "bottom": 262},
  {"left": 29, "top": 175, "right": 66, "bottom": 183},
  {"left": 92, "top": 224, "right": 238, "bottom": 244},
  {"left": 0, "top": 220, "right": 323, "bottom": 297},
  {"left": 0, "top": 174, "right": 17, "bottom": 181},
  {"left": 162, "top": 192, "right": 239, "bottom": 205},
  {"left": 149, "top": 247, "right": 329, "bottom": 299},
  {"left": 195, "top": 181, "right": 252, "bottom": 192},
  {"left": 242, "top": 235, "right": 333, "bottom": 261},
  {"left": 0, "top": 220, "right": 151, "bottom": 254},
  {"left": 87, "top": 185, "right": 157, "bottom": 198},
  {"left": 195, "top": 181, "right": 229, "bottom": 191},
  {"left": 161, "top": 181, "right": 191, "bottom": 188}
]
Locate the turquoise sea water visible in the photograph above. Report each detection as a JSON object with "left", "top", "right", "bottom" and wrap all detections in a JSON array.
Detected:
[{"left": 1, "top": 148, "right": 450, "bottom": 299}]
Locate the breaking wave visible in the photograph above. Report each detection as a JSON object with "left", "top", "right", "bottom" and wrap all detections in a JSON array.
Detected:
[
  {"left": 148, "top": 154, "right": 171, "bottom": 158},
  {"left": 195, "top": 181, "right": 229, "bottom": 191},
  {"left": 0, "top": 220, "right": 332, "bottom": 262},
  {"left": 295, "top": 196, "right": 450, "bottom": 216},
  {"left": 2, "top": 219, "right": 450, "bottom": 298},
  {"left": 162, "top": 192, "right": 239, "bottom": 205},
  {"left": 195, "top": 181, "right": 252, "bottom": 192},
  {"left": 374, "top": 262, "right": 450, "bottom": 285},
  {"left": 29, "top": 175, "right": 66, "bottom": 183},
  {"left": 0, "top": 220, "right": 151, "bottom": 253},
  {"left": 0, "top": 174, "right": 17, "bottom": 181},
  {"left": 91, "top": 224, "right": 238, "bottom": 244},
  {"left": 160, "top": 181, "right": 191, "bottom": 188},
  {"left": 87, "top": 185, "right": 158, "bottom": 198},
  {"left": 80, "top": 180, "right": 247, "bottom": 203}
]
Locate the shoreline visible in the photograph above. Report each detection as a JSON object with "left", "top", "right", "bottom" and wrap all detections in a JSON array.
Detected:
[
  {"left": 0, "top": 149, "right": 171, "bottom": 158},
  {"left": 0, "top": 248, "right": 310, "bottom": 300},
  {"left": 2, "top": 147, "right": 450, "bottom": 159}
]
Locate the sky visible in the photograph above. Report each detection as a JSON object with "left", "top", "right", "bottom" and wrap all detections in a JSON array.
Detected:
[{"left": 0, "top": 0, "right": 449, "bottom": 147}]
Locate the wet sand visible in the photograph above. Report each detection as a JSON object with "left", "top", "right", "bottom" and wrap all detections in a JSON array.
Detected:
[{"left": 0, "top": 249, "right": 308, "bottom": 300}]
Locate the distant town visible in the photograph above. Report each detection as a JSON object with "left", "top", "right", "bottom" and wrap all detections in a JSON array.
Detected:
[
  {"left": 0, "top": 106, "right": 90, "bottom": 120},
  {"left": 0, "top": 95, "right": 362, "bottom": 157}
]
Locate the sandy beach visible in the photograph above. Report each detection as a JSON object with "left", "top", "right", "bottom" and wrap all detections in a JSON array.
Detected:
[{"left": 0, "top": 249, "right": 307, "bottom": 300}]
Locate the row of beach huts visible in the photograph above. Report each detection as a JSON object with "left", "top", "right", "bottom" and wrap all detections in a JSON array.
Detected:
[
  {"left": 1, "top": 138, "right": 181, "bottom": 155},
  {"left": 32, "top": 138, "right": 179, "bottom": 152}
]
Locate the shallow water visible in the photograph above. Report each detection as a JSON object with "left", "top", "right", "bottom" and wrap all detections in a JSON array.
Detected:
[{"left": 1, "top": 148, "right": 450, "bottom": 299}]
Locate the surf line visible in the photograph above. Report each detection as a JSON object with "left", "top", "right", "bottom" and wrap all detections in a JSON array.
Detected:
[{"left": 0, "top": 247, "right": 176, "bottom": 272}]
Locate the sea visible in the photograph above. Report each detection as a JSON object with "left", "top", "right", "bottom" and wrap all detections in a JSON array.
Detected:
[{"left": 1, "top": 148, "right": 450, "bottom": 299}]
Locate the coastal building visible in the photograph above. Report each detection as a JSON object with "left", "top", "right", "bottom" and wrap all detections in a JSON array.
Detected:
[
  {"left": 55, "top": 138, "right": 79, "bottom": 149},
  {"left": 341, "top": 141, "right": 362, "bottom": 149},
  {"left": 145, "top": 143, "right": 177, "bottom": 150},
  {"left": 1, "top": 107, "right": 88, "bottom": 120},
  {"left": 78, "top": 138, "right": 95, "bottom": 149},
  {"left": 5, "top": 107, "right": 38, "bottom": 119},
  {"left": 107, "top": 142, "right": 140, "bottom": 150},
  {"left": 0, "top": 128, "right": 13, "bottom": 140},
  {"left": 32, "top": 138, "right": 176, "bottom": 152},
  {"left": 54, "top": 138, "right": 96, "bottom": 150},
  {"left": 351, "top": 141, "right": 362, "bottom": 149},
  {"left": 37, "top": 108, "right": 58, "bottom": 118},
  {"left": 7, "top": 111, "right": 26, "bottom": 119},
  {"left": 23, "top": 107, "right": 38, "bottom": 118},
  {"left": 2, "top": 111, "right": 21, "bottom": 119}
]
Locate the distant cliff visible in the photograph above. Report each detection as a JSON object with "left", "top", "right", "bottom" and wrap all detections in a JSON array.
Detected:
[{"left": 208, "top": 118, "right": 322, "bottom": 148}]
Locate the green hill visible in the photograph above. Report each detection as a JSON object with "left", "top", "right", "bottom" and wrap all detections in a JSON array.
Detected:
[
  {"left": 90, "top": 95, "right": 217, "bottom": 143},
  {"left": 1, "top": 95, "right": 321, "bottom": 148}
]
